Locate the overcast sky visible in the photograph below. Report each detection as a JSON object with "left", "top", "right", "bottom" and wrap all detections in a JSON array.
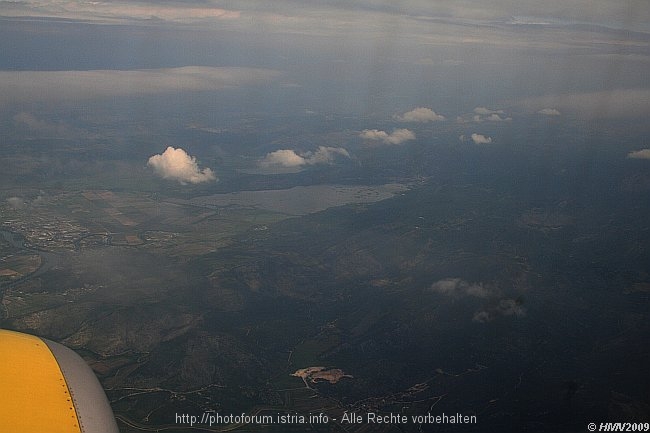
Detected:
[
  {"left": 2, "top": 1, "right": 649, "bottom": 30},
  {"left": 1, "top": 1, "right": 649, "bottom": 119}
]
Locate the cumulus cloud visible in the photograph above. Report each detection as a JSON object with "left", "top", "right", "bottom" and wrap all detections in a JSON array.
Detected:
[
  {"left": 260, "top": 146, "right": 350, "bottom": 167},
  {"left": 430, "top": 278, "right": 464, "bottom": 295},
  {"left": 5, "top": 193, "right": 46, "bottom": 210},
  {"left": 471, "top": 133, "right": 492, "bottom": 144},
  {"left": 307, "top": 146, "right": 350, "bottom": 164},
  {"left": 260, "top": 149, "right": 306, "bottom": 167},
  {"left": 627, "top": 149, "right": 650, "bottom": 160},
  {"left": 474, "top": 107, "right": 504, "bottom": 116},
  {"left": 485, "top": 113, "right": 512, "bottom": 122},
  {"left": 459, "top": 107, "right": 511, "bottom": 123},
  {"left": 147, "top": 146, "right": 216, "bottom": 184},
  {"left": 497, "top": 299, "right": 527, "bottom": 317},
  {"left": 473, "top": 298, "right": 526, "bottom": 323},
  {"left": 429, "top": 278, "right": 491, "bottom": 298},
  {"left": 360, "top": 128, "right": 416, "bottom": 145},
  {"left": 394, "top": 107, "right": 445, "bottom": 122},
  {"left": 0, "top": 67, "right": 280, "bottom": 105},
  {"left": 537, "top": 108, "right": 561, "bottom": 116},
  {"left": 360, "top": 129, "right": 390, "bottom": 141},
  {"left": 6, "top": 197, "right": 26, "bottom": 210},
  {"left": 472, "top": 311, "right": 492, "bottom": 323},
  {"left": 520, "top": 89, "right": 650, "bottom": 119},
  {"left": 430, "top": 278, "right": 526, "bottom": 324}
]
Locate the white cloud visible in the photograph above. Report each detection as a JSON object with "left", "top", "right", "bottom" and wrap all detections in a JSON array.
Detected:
[
  {"left": 465, "top": 284, "right": 491, "bottom": 298},
  {"left": 497, "top": 299, "right": 526, "bottom": 317},
  {"left": 0, "top": 67, "right": 280, "bottom": 105},
  {"left": 474, "top": 107, "right": 504, "bottom": 116},
  {"left": 430, "top": 278, "right": 464, "bottom": 295},
  {"left": 394, "top": 107, "right": 445, "bottom": 122},
  {"left": 5, "top": 193, "right": 48, "bottom": 210},
  {"left": 471, "top": 133, "right": 492, "bottom": 144},
  {"left": 260, "top": 149, "right": 306, "bottom": 167},
  {"left": 459, "top": 133, "right": 493, "bottom": 144},
  {"left": 429, "top": 278, "right": 491, "bottom": 298},
  {"left": 473, "top": 298, "right": 526, "bottom": 323},
  {"left": 6, "top": 197, "right": 26, "bottom": 210},
  {"left": 360, "top": 128, "right": 416, "bottom": 145},
  {"left": 459, "top": 108, "right": 511, "bottom": 123},
  {"left": 627, "top": 149, "right": 650, "bottom": 160},
  {"left": 485, "top": 113, "right": 512, "bottom": 122},
  {"left": 360, "top": 129, "right": 390, "bottom": 141},
  {"left": 260, "top": 146, "right": 350, "bottom": 167},
  {"left": 430, "top": 278, "right": 526, "bottom": 324},
  {"left": 537, "top": 108, "right": 561, "bottom": 116},
  {"left": 306, "top": 146, "right": 350, "bottom": 164},
  {"left": 472, "top": 311, "right": 492, "bottom": 323},
  {"left": 386, "top": 129, "right": 416, "bottom": 144},
  {"left": 147, "top": 146, "right": 216, "bottom": 184}
]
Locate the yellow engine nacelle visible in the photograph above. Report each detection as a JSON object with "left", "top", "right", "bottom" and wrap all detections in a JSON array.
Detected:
[{"left": 0, "top": 329, "right": 119, "bottom": 433}]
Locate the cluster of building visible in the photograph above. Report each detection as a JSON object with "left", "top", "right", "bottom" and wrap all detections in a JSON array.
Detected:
[{"left": 2, "top": 215, "right": 87, "bottom": 251}]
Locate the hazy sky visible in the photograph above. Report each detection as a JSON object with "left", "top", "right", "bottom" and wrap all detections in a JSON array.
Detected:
[{"left": 1, "top": 1, "right": 649, "bottom": 120}]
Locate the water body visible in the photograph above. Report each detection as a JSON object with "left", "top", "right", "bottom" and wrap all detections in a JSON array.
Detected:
[
  {"left": 0, "top": 229, "right": 62, "bottom": 293},
  {"left": 189, "top": 184, "right": 409, "bottom": 215}
]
